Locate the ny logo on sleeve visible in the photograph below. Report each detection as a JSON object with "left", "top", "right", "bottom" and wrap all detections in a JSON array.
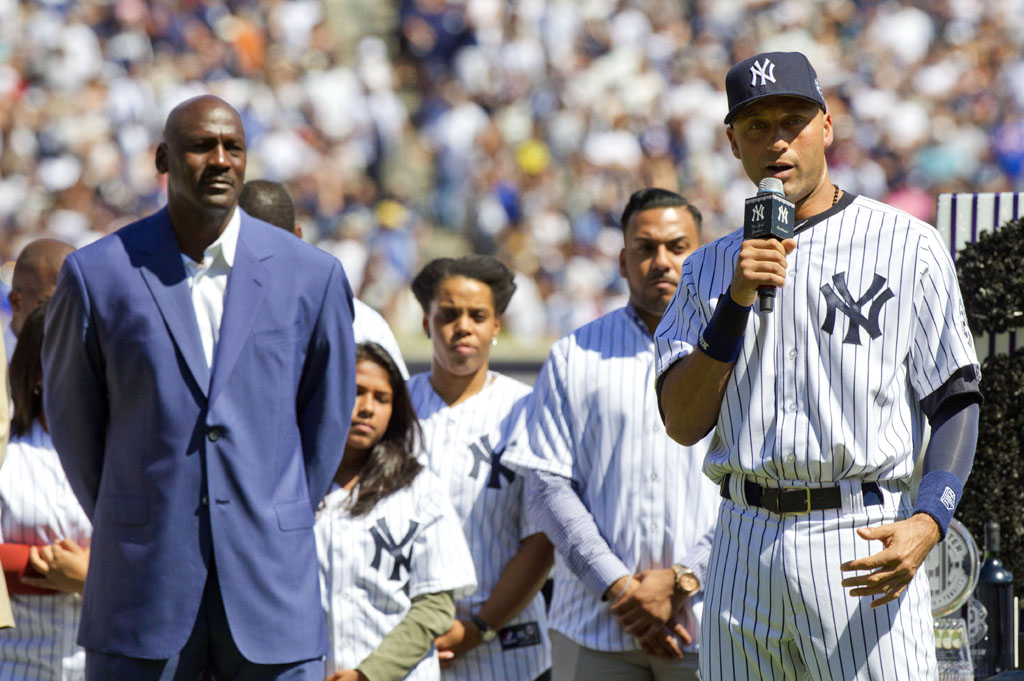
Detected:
[
  {"left": 468, "top": 434, "right": 516, "bottom": 489},
  {"left": 820, "top": 272, "right": 894, "bottom": 345},
  {"left": 369, "top": 518, "right": 418, "bottom": 581}
]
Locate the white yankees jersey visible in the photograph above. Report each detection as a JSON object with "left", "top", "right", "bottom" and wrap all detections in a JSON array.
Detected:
[
  {"left": 0, "top": 421, "right": 91, "bottom": 681},
  {"left": 408, "top": 372, "right": 551, "bottom": 681},
  {"left": 353, "top": 298, "right": 409, "bottom": 378},
  {"left": 655, "top": 193, "right": 979, "bottom": 485},
  {"left": 315, "top": 469, "right": 476, "bottom": 680},
  {"left": 655, "top": 193, "right": 977, "bottom": 681},
  {"left": 503, "top": 305, "right": 720, "bottom": 653}
]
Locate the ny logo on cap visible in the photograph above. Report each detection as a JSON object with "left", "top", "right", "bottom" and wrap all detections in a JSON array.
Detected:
[{"left": 750, "top": 58, "right": 776, "bottom": 86}]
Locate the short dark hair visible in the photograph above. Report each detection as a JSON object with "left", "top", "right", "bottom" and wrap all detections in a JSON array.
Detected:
[
  {"left": 620, "top": 188, "right": 703, "bottom": 236},
  {"left": 347, "top": 342, "right": 424, "bottom": 516},
  {"left": 411, "top": 255, "right": 517, "bottom": 315},
  {"left": 239, "top": 180, "right": 296, "bottom": 233},
  {"left": 10, "top": 304, "right": 47, "bottom": 437}
]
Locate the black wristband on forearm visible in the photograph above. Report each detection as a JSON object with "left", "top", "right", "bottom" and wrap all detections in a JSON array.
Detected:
[{"left": 697, "top": 288, "right": 752, "bottom": 363}]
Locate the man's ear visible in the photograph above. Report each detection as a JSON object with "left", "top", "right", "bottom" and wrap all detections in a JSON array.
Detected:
[
  {"left": 293, "top": 223, "right": 303, "bottom": 239},
  {"left": 619, "top": 247, "right": 628, "bottom": 280},
  {"left": 155, "top": 143, "right": 168, "bottom": 174},
  {"left": 726, "top": 127, "right": 741, "bottom": 160},
  {"left": 422, "top": 314, "right": 430, "bottom": 339}
]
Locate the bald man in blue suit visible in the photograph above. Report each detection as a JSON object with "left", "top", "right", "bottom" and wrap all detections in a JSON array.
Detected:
[{"left": 42, "top": 95, "right": 355, "bottom": 680}]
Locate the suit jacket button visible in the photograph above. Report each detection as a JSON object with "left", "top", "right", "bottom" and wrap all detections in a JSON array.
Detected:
[
  {"left": 207, "top": 427, "right": 221, "bottom": 442},
  {"left": 201, "top": 496, "right": 209, "bottom": 506}
]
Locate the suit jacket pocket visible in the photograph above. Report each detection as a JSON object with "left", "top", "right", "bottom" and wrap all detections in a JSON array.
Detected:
[
  {"left": 96, "top": 494, "right": 150, "bottom": 526},
  {"left": 275, "top": 499, "right": 314, "bottom": 531},
  {"left": 253, "top": 325, "right": 296, "bottom": 347}
]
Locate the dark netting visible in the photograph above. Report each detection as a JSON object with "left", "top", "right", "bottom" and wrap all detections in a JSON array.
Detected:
[
  {"left": 955, "top": 348, "right": 1024, "bottom": 599},
  {"left": 955, "top": 217, "right": 1024, "bottom": 334}
]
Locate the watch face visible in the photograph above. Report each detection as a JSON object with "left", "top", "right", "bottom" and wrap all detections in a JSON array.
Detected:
[{"left": 923, "top": 518, "right": 980, "bottom": 618}]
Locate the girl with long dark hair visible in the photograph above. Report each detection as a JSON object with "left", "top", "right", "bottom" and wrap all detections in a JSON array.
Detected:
[{"left": 316, "top": 342, "right": 476, "bottom": 681}]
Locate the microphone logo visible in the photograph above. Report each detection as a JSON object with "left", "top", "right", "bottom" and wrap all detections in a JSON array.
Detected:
[{"left": 743, "top": 177, "right": 795, "bottom": 313}]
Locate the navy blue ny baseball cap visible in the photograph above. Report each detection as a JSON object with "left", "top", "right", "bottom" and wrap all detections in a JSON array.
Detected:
[{"left": 724, "top": 51, "right": 826, "bottom": 124}]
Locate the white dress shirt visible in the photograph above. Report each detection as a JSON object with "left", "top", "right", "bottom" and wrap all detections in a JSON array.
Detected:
[{"left": 180, "top": 209, "right": 240, "bottom": 368}]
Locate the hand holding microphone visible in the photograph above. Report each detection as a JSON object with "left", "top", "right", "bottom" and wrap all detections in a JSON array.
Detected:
[{"left": 733, "top": 178, "right": 796, "bottom": 312}]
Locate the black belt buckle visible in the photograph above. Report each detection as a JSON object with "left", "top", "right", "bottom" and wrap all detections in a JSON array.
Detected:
[{"left": 775, "top": 487, "right": 812, "bottom": 514}]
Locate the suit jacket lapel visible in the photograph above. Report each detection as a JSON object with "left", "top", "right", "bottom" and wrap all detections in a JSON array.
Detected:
[
  {"left": 209, "top": 213, "right": 269, "bottom": 405},
  {"left": 137, "top": 208, "right": 211, "bottom": 395}
]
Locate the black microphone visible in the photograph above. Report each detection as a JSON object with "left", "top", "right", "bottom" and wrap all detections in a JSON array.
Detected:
[{"left": 743, "top": 177, "right": 795, "bottom": 313}]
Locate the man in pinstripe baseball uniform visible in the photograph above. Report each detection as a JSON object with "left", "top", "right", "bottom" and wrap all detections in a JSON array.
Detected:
[
  {"left": 504, "top": 188, "right": 721, "bottom": 680},
  {"left": 656, "top": 51, "right": 982, "bottom": 681}
]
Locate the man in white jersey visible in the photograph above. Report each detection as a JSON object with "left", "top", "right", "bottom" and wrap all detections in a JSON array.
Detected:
[
  {"left": 238, "top": 179, "right": 409, "bottom": 376},
  {"left": 504, "top": 188, "right": 720, "bottom": 680},
  {"left": 655, "top": 52, "right": 982, "bottom": 681}
]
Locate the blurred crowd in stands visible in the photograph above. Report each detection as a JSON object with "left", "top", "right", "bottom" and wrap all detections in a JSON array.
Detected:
[{"left": 1, "top": 0, "right": 1023, "bottom": 342}]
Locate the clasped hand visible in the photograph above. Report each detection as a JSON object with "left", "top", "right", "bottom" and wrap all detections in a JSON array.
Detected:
[
  {"left": 608, "top": 569, "right": 692, "bottom": 660},
  {"left": 435, "top": 618, "right": 482, "bottom": 669},
  {"left": 21, "top": 538, "right": 89, "bottom": 594}
]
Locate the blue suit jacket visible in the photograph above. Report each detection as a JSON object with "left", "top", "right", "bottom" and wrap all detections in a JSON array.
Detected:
[{"left": 42, "top": 207, "right": 356, "bottom": 663}]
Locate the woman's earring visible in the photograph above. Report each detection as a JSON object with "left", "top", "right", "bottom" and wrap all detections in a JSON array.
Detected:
[{"left": 491, "top": 337, "right": 498, "bottom": 347}]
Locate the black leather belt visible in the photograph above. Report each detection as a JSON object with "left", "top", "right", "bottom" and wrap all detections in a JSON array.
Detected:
[{"left": 720, "top": 474, "right": 882, "bottom": 514}]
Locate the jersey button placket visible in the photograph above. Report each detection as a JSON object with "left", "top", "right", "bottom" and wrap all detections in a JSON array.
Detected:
[{"left": 333, "top": 519, "right": 346, "bottom": 645}]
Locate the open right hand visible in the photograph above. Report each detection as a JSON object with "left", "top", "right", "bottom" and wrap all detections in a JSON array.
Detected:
[{"left": 730, "top": 238, "right": 797, "bottom": 306}]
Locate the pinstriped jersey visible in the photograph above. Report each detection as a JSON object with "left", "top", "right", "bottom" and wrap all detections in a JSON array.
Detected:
[
  {"left": 655, "top": 194, "right": 979, "bottom": 485},
  {"left": 0, "top": 421, "right": 91, "bottom": 681},
  {"left": 504, "top": 305, "right": 720, "bottom": 653},
  {"left": 408, "top": 372, "right": 551, "bottom": 681},
  {"left": 315, "top": 469, "right": 477, "bottom": 680}
]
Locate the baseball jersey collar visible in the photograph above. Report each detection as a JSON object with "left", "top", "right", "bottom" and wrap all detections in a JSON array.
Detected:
[
  {"left": 794, "top": 191, "right": 857, "bottom": 235},
  {"left": 624, "top": 302, "right": 652, "bottom": 337}
]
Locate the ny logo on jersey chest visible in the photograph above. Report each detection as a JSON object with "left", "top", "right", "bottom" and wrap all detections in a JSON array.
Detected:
[
  {"left": 468, "top": 434, "right": 516, "bottom": 489},
  {"left": 820, "top": 272, "right": 894, "bottom": 345},
  {"left": 370, "top": 518, "right": 418, "bottom": 582}
]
